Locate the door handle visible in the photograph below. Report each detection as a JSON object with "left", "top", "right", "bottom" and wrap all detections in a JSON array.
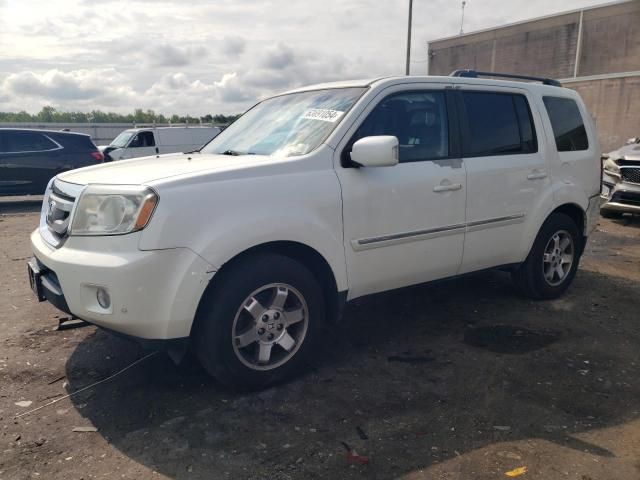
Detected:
[
  {"left": 433, "top": 183, "right": 462, "bottom": 192},
  {"left": 527, "top": 170, "right": 548, "bottom": 180}
]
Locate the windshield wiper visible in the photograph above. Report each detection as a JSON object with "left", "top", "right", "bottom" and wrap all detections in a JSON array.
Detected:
[{"left": 220, "top": 149, "right": 244, "bottom": 156}]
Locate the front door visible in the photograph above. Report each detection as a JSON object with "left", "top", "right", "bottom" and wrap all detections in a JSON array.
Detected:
[
  {"left": 335, "top": 85, "right": 467, "bottom": 299},
  {"left": 121, "top": 131, "right": 157, "bottom": 159}
]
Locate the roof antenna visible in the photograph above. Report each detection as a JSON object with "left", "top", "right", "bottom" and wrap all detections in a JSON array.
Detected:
[{"left": 459, "top": 1, "right": 466, "bottom": 35}]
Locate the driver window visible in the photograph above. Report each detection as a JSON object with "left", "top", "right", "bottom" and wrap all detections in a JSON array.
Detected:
[
  {"left": 348, "top": 91, "right": 449, "bottom": 164},
  {"left": 129, "top": 131, "right": 155, "bottom": 148}
]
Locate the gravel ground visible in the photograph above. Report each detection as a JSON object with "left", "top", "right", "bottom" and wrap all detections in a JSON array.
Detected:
[{"left": 1, "top": 196, "right": 639, "bottom": 480}]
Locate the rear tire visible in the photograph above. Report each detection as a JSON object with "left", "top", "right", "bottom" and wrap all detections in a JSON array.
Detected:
[
  {"left": 512, "top": 213, "right": 581, "bottom": 300},
  {"left": 193, "top": 253, "right": 324, "bottom": 391}
]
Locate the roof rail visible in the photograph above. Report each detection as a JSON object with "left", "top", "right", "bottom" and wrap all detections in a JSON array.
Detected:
[{"left": 450, "top": 69, "right": 562, "bottom": 87}]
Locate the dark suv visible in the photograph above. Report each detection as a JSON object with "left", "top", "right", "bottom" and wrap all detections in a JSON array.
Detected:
[{"left": 0, "top": 129, "right": 104, "bottom": 196}]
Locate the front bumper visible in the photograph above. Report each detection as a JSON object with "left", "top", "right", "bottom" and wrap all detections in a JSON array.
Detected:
[
  {"left": 30, "top": 230, "right": 215, "bottom": 340},
  {"left": 601, "top": 172, "right": 640, "bottom": 214}
]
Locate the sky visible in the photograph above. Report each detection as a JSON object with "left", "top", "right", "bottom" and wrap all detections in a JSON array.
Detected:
[{"left": 0, "top": 0, "right": 607, "bottom": 116}]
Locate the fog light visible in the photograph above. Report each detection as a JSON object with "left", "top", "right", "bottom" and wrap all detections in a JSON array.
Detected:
[{"left": 96, "top": 288, "right": 111, "bottom": 309}]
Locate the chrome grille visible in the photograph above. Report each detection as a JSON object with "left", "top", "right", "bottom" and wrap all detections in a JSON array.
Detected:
[
  {"left": 621, "top": 167, "right": 640, "bottom": 185},
  {"left": 46, "top": 191, "right": 74, "bottom": 235},
  {"left": 39, "top": 179, "right": 84, "bottom": 248}
]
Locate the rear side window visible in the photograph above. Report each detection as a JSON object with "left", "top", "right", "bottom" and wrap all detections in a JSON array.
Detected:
[
  {"left": 461, "top": 92, "right": 537, "bottom": 157},
  {"left": 543, "top": 96, "right": 588, "bottom": 152},
  {"left": 49, "top": 133, "right": 96, "bottom": 152},
  {"left": 0, "top": 131, "right": 58, "bottom": 153}
]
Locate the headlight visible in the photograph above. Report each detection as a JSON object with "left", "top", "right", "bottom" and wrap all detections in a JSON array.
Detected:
[
  {"left": 70, "top": 185, "right": 158, "bottom": 236},
  {"left": 603, "top": 158, "right": 620, "bottom": 176}
]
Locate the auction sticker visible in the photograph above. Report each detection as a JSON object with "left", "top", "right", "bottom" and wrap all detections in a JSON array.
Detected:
[{"left": 301, "top": 109, "right": 344, "bottom": 123}]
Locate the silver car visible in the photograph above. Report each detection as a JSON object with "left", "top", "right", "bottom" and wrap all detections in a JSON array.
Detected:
[{"left": 601, "top": 137, "right": 640, "bottom": 218}]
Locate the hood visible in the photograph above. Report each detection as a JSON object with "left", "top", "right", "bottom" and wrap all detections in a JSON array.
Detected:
[
  {"left": 609, "top": 143, "right": 640, "bottom": 162},
  {"left": 57, "top": 152, "right": 275, "bottom": 185}
]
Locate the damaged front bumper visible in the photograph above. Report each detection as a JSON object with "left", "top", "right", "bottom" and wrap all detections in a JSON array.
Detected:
[{"left": 601, "top": 169, "right": 640, "bottom": 215}]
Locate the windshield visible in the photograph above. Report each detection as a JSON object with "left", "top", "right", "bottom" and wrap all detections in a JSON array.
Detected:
[
  {"left": 110, "top": 131, "right": 135, "bottom": 148},
  {"left": 201, "top": 87, "right": 366, "bottom": 157}
]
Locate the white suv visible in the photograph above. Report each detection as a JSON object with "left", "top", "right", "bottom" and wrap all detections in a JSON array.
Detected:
[{"left": 28, "top": 72, "right": 601, "bottom": 389}]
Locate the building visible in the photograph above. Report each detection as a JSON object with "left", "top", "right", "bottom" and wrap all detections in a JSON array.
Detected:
[{"left": 427, "top": 0, "right": 640, "bottom": 151}]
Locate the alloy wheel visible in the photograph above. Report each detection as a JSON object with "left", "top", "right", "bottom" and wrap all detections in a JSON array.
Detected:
[
  {"left": 231, "top": 283, "right": 309, "bottom": 371},
  {"left": 542, "top": 230, "right": 574, "bottom": 287}
]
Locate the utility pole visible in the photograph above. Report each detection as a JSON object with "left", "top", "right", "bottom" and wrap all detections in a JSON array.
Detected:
[
  {"left": 459, "top": 1, "right": 466, "bottom": 35},
  {"left": 405, "top": 0, "right": 413, "bottom": 75}
]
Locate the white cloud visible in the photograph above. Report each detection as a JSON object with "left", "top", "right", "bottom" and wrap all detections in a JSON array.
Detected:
[
  {"left": 147, "top": 44, "right": 209, "bottom": 67},
  {"left": 220, "top": 36, "right": 247, "bottom": 57},
  {"left": 2, "top": 69, "right": 135, "bottom": 103},
  {"left": 0, "top": 0, "right": 607, "bottom": 116}
]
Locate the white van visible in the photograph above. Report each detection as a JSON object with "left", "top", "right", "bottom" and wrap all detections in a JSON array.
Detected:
[
  {"left": 29, "top": 72, "right": 601, "bottom": 390},
  {"left": 100, "top": 126, "right": 221, "bottom": 161}
]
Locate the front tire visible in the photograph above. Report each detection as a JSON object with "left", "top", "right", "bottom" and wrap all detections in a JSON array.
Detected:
[
  {"left": 193, "top": 253, "right": 324, "bottom": 390},
  {"left": 512, "top": 213, "right": 581, "bottom": 299}
]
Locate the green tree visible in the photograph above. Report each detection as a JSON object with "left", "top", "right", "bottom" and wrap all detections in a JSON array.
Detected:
[
  {"left": 0, "top": 108, "right": 240, "bottom": 125},
  {"left": 36, "top": 106, "right": 57, "bottom": 122}
]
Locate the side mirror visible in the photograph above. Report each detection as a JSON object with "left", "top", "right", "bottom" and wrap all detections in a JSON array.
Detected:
[{"left": 350, "top": 136, "right": 399, "bottom": 167}]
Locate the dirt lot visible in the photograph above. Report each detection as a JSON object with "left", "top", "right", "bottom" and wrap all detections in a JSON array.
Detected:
[{"left": 1, "top": 197, "right": 639, "bottom": 480}]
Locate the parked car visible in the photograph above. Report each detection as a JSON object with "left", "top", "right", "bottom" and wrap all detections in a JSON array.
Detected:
[
  {"left": 28, "top": 72, "right": 601, "bottom": 389},
  {"left": 0, "top": 129, "right": 103, "bottom": 196},
  {"left": 100, "top": 126, "right": 221, "bottom": 161},
  {"left": 601, "top": 136, "right": 640, "bottom": 217}
]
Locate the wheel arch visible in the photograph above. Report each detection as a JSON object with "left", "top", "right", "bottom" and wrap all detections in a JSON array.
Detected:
[
  {"left": 552, "top": 203, "right": 586, "bottom": 237},
  {"left": 527, "top": 203, "right": 587, "bottom": 258},
  {"left": 520, "top": 201, "right": 588, "bottom": 264},
  {"left": 192, "top": 241, "right": 347, "bottom": 337}
]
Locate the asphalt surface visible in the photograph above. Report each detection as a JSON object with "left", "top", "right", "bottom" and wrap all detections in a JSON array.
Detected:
[{"left": 1, "top": 198, "right": 639, "bottom": 479}]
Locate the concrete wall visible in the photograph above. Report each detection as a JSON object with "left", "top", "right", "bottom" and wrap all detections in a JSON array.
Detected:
[
  {"left": 578, "top": 1, "right": 640, "bottom": 76},
  {"left": 567, "top": 75, "right": 640, "bottom": 151},
  {"left": 429, "top": 11, "right": 581, "bottom": 78},
  {"left": 427, "top": 0, "right": 640, "bottom": 151},
  {"left": 428, "top": 1, "right": 640, "bottom": 78}
]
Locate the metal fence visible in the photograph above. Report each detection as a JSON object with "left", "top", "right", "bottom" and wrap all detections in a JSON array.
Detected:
[{"left": 0, "top": 122, "right": 225, "bottom": 145}]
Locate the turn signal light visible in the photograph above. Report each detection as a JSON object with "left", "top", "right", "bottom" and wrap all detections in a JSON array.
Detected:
[{"left": 134, "top": 194, "right": 158, "bottom": 230}]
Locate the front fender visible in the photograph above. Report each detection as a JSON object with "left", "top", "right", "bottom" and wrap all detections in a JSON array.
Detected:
[
  {"left": 196, "top": 216, "right": 348, "bottom": 292},
  {"left": 139, "top": 168, "right": 348, "bottom": 292}
]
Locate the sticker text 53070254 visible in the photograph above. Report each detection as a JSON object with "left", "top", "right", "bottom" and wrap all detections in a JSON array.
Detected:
[{"left": 301, "top": 109, "right": 344, "bottom": 123}]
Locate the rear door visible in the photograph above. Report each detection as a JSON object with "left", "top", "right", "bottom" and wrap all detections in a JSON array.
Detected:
[
  {"left": 0, "top": 130, "right": 64, "bottom": 195},
  {"left": 456, "top": 86, "right": 553, "bottom": 273},
  {"left": 335, "top": 84, "right": 467, "bottom": 298}
]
